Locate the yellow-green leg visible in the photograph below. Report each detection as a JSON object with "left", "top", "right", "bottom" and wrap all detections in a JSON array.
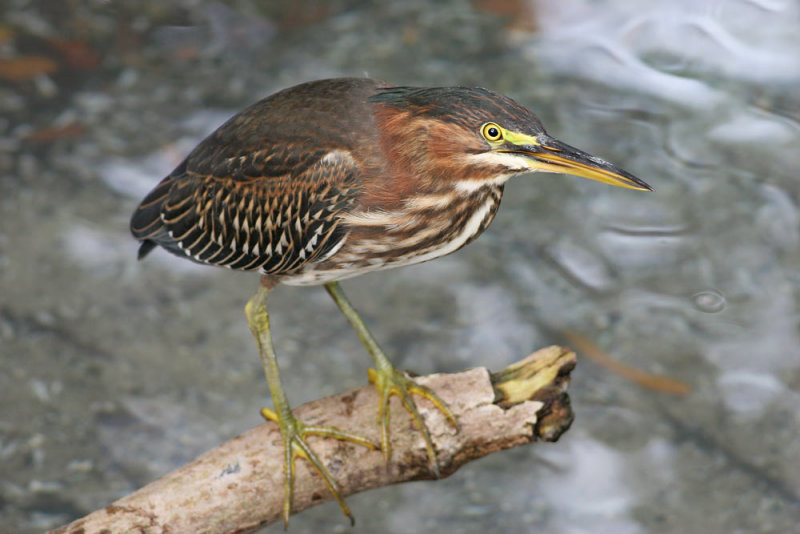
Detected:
[
  {"left": 245, "top": 284, "right": 376, "bottom": 527},
  {"left": 324, "top": 281, "right": 458, "bottom": 476}
]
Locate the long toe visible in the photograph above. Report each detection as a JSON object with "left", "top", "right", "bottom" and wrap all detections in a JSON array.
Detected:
[
  {"left": 265, "top": 409, "right": 376, "bottom": 526},
  {"left": 367, "top": 365, "right": 458, "bottom": 477}
]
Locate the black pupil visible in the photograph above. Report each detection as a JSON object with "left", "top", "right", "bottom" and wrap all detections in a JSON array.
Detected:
[{"left": 488, "top": 127, "right": 499, "bottom": 138}]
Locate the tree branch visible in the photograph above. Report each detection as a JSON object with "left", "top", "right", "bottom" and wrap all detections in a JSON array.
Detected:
[{"left": 53, "top": 346, "right": 576, "bottom": 533}]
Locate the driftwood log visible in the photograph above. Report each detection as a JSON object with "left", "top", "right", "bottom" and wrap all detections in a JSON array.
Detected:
[{"left": 53, "top": 346, "right": 576, "bottom": 533}]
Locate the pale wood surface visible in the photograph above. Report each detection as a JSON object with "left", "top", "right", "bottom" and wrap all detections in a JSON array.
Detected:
[{"left": 53, "top": 346, "right": 575, "bottom": 533}]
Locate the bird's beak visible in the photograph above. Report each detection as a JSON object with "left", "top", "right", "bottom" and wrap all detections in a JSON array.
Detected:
[{"left": 502, "top": 134, "right": 653, "bottom": 191}]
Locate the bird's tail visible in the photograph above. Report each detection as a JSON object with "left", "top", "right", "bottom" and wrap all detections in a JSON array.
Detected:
[{"left": 130, "top": 173, "right": 175, "bottom": 260}]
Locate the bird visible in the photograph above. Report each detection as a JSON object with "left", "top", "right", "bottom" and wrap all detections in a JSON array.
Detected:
[{"left": 130, "top": 77, "right": 652, "bottom": 526}]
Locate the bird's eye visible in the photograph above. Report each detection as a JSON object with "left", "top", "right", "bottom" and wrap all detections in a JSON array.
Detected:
[{"left": 481, "top": 123, "right": 502, "bottom": 142}]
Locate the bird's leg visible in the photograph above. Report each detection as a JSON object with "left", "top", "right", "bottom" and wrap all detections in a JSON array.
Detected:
[
  {"left": 324, "top": 281, "right": 458, "bottom": 477},
  {"left": 245, "top": 283, "right": 376, "bottom": 527}
]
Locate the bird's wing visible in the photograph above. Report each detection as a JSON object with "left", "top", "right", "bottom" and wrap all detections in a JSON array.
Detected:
[{"left": 130, "top": 145, "right": 361, "bottom": 275}]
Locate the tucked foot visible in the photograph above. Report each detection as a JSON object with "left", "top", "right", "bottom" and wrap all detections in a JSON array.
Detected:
[
  {"left": 260, "top": 407, "right": 377, "bottom": 527},
  {"left": 366, "top": 365, "right": 459, "bottom": 477}
]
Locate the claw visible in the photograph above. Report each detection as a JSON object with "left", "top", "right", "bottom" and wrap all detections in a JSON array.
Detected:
[
  {"left": 260, "top": 406, "right": 279, "bottom": 422},
  {"left": 261, "top": 409, "right": 376, "bottom": 527},
  {"left": 367, "top": 366, "right": 458, "bottom": 477}
]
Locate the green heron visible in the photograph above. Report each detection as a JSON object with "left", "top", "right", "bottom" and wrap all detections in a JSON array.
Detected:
[{"left": 130, "top": 77, "right": 652, "bottom": 525}]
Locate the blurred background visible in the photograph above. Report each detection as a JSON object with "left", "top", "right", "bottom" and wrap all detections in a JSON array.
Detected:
[{"left": 2, "top": 0, "right": 799, "bottom": 532}]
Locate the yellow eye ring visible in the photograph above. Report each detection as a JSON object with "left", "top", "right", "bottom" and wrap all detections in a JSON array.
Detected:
[{"left": 481, "top": 122, "right": 503, "bottom": 142}]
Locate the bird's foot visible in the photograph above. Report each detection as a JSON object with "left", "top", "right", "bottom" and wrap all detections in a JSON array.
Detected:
[
  {"left": 260, "top": 407, "right": 377, "bottom": 527},
  {"left": 366, "top": 365, "right": 459, "bottom": 477}
]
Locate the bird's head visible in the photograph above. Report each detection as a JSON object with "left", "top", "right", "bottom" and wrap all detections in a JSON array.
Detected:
[{"left": 370, "top": 85, "right": 652, "bottom": 193}]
